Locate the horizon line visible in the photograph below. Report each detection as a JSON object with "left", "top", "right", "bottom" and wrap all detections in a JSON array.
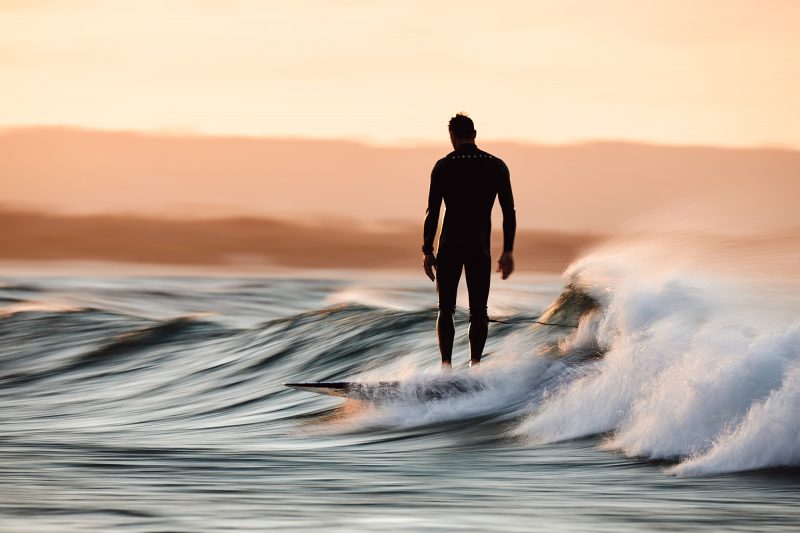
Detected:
[
  {"left": 0, "top": 205, "right": 602, "bottom": 235},
  {"left": 2, "top": 123, "right": 797, "bottom": 153}
]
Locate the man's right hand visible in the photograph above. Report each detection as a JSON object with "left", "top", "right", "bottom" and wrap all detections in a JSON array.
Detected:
[
  {"left": 497, "top": 251, "right": 514, "bottom": 280},
  {"left": 423, "top": 253, "right": 437, "bottom": 282}
]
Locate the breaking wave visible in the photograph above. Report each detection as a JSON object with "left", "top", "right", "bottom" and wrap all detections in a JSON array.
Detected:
[{"left": 513, "top": 236, "right": 800, "bottom": 476}]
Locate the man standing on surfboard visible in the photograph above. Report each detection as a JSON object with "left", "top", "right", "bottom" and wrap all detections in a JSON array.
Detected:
[{"left": 422, "top": 113, "right": 516, "bottom": 369}]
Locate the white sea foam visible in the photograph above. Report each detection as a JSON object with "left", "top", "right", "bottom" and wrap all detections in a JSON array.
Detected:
[
  {"left": 327, "top": 348, "right": 555, "bottom": 433},
  {"left": 513, "top": 235, "right": 800, "bottom": 476}
]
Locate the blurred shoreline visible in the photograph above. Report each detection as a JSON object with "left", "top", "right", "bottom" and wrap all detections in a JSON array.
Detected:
[{"left": 0, "top": 209, "right": 599, "bottom": 275}]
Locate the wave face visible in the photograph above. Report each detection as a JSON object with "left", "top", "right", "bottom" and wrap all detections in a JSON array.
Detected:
[{"left": 1, "top": 249, "right": 799, "bottom": 531}]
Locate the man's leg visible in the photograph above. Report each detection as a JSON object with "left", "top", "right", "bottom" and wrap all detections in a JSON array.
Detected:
[
  {"left": 435, "top": 247, "right": 462, "bottom": 367},
  {"left": 464, "top": 247, "right": 491, "bottom": 364},
  {"left": 437, "top": 310, "right": 456, "bottom": 367}
]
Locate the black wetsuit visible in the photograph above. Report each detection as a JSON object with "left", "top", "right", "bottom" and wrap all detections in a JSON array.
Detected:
[{"left": 422, "top": 142, "right": 516, "bottom": 322}]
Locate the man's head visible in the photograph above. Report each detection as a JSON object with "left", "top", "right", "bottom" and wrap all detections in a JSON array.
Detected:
[{"left": 448, "top": 112, "right": 476, "bottom": 148}]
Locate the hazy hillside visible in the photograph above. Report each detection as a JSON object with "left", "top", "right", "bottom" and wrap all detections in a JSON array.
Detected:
[{"left": 2, "top": 127, "right": 798, "bottom": 234}]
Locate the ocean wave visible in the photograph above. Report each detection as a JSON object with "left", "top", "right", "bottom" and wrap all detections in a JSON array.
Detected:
[
  {"left": 1, "top": 254, "right": 796, "bottom": 476},
  {"left": 512, "top": 238, "right": 800, "bottom": 475}
]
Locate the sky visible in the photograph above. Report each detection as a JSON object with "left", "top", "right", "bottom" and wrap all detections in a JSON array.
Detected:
[{"left": 1, "top": 0, "right": 799, "bottom": 147}]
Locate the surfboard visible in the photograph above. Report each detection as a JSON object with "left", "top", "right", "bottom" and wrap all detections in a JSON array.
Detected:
[{"left": 286, "top": 377, "right": 483, "bottom": 402}]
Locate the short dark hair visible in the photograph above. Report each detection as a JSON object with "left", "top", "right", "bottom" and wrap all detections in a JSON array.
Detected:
[{"left": 448, "top": 113, "right": 475, "bottom": 139}]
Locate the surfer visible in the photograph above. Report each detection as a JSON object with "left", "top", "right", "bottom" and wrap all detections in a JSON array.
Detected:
[{"left": 422, "top": 113, "right": 516, "bottom": 369}]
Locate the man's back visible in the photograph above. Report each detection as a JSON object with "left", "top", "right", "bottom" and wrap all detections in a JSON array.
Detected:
[{"left": 422, "top": 142, "right": 516, "bottom": 255}]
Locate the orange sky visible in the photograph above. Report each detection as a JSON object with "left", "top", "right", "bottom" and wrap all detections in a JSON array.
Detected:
[{"left": 1, "top": 1, "right": 799, "bottom": 147}]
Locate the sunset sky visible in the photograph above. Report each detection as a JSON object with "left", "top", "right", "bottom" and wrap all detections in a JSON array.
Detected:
[{"left": 1, "top": 0, "right": 799, "bottom": 147}]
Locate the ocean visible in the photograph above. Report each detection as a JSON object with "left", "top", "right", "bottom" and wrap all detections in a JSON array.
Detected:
[{"left": 1, "top": 239, "right": 799, "bottom": 532}]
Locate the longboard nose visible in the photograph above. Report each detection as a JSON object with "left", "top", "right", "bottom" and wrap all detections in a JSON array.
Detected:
[{"left": 285, "top": 382, "right": 352, "bottom": 397}]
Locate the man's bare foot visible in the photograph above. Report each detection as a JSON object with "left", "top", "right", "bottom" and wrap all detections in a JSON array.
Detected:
[
  {"left": 468, "top": 359, "right": 480, "bottom": 368},
  {"left": 441, "top": 361, "right": 452, "bottom": 370}
]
